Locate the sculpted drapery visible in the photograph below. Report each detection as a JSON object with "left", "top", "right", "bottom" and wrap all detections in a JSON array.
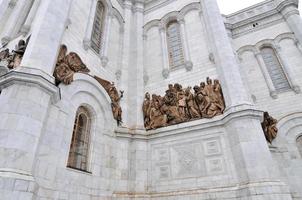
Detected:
[{"left": 143, "top": 77, "right": 225, "bottom": 130}]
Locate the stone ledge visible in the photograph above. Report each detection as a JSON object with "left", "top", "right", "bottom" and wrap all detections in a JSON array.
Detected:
[
  {"left": 115, "top": 104, "right": 262, "bottom": 140},
  {"left": 113, "top": 180, "right": 290, "bottom": 199},
  {"left": 0, "top": 70, "right": 60, "bottom": 103},
  {"left": 0, "top": 168, "right": 34, "bottom": 181}
]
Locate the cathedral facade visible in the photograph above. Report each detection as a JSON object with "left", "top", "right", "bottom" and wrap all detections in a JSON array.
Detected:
[{"left": 0, "top": 0, "right": 302, "bottom": 199}]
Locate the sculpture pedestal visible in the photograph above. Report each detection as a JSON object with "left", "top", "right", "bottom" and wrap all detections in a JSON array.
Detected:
[
  {"left": 115, "top": 107, "right": 292, "bottom": 199},
  {"left": 0, "top": 71, "right": 59, "bottom": 199}
]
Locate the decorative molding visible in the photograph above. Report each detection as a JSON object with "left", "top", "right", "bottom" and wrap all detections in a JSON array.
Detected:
[
  {"left": 224, "top": 0, "right": 289, "bottom": 38},
  {"left": 144, "top": 2, "right": 202, "bottom": 32},
  {"left": 0, "top": 70, "right": 60, "bottom": 103},
  {"left": 162, "top": 68, "right": 169, "bottom": 79},
  {"left": 115, "top": 106, "right": 263, "bottom": 139}
]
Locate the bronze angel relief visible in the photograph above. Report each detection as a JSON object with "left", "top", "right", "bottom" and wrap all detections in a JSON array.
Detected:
[
  {"left": 54, "top": 44, "right": 123, "bottom": 126},
  {"left": 0, "top": 39, "right": 28, "bottom": 69},
  {"left": 54, "top": 45, "right": 90, "bottom": 85},
  {"left": 261, "top": 112, "right": 278, "bottom": 144},
  {"left": 143, "top": 77, "right": 225, "bottom": 130}
]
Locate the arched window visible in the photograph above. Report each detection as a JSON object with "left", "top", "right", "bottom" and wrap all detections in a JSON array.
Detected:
[
  {"left": 166, "top": 21, "right": 184, "bottom": 69},
  {"left": 91, "top": 1, "right": 105, "bottom": 53},
  {"left": 67, "top": 107, "right": 91, "bottom": 171},
  {"left": 260, "top": 47, "right": 291, "bottom": 92},
  {"left": 297, "top": 136, "right": 302, "bottom": 157}
]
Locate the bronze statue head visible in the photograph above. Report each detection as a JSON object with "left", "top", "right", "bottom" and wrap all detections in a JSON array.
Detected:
[
  {"left": 145, "top": 92, "right": 150, "bottom": 99},
  {"left": 206, "top": 77, "right": 212, "bottom": 85},
  {"left": 193, "top": 86, "right": 200, "bottom": 93}
]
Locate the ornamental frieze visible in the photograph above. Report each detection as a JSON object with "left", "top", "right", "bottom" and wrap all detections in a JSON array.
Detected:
[
  {"left": 143, "top": 77, "right": 225, "bottom": 130},
  {"left": 54, "top": 44, "right": 123, "bottom": 126}
]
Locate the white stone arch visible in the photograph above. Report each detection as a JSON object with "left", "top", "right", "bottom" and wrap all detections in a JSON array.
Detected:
[
  {"left": 59, "top": 73, "right": 115, "bottom": 134},
  {"left": 160, "top": 11, "right": 179, "bottom": 27},
  {"left": 277, "top": 112, "right": 302, "bottom": 144},
  {"left": 112, "top": 7, "right": 124, "bottom": 26},
  {"left": 179, "top": 2, "right": 202, "bottom": 20},
  {"left": 237, "top": 45, "right": 257, "bottom": 60},
  {"left": 255, "top": 39, "right": 275, "bottom": 50},
  {"left": 143, "top": 19, "right": 160, "bottom": 36},
  {"left": 274, "top": 32, "right": 296, "bottom": 44},
  {"left": 58, "top": 73, "right": 115, "bottom": 172}
]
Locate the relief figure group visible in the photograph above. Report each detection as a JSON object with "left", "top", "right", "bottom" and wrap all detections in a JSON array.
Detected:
[{"left": 143, "top": 77, "right": 225, "bottom": 130}]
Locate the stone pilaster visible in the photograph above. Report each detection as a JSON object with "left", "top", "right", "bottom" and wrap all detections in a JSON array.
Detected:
[
  {"left": 1, "top": 0, "right": 32, "bottom": 44},
  {"left": 127, "top": 0, "right": 145, "bottom": 129},
  {"left": 277, "top": 0, "right": 302, "bottom": 45},
  {"left": 101, "top": 11, "right": 113, "bottom": 67},
  {"left": 275, "top": 44, "right": 301, "bottom": 93},
  {"left": 0, "top": 0, "right": 72, "bottom": 198},
  {"left": 83, "top": 0, "right": 98, "bottom": 50},
  {"left": 20, "top": 0, "right": 41, "bottom": 36},
  {"left": 178, "top": 18, "right": 193, "bottom": 71},
  {"left": 159, "top": 25, "right": 170, "bottom": 79},
  {"left": 254, "top": 50, "right": 278, "bottom": 98},
  {"left": 0, "top": 0, "right": 10, "bottom": 24},
  {"left": 20, "top": 0, "right": 73, "bottom": 80},
  {"left": 202, "top": 0, "right": 251, "bottom": 108},
  {"left": 120, "top": 0, "right": 132, "bottom": 127}
]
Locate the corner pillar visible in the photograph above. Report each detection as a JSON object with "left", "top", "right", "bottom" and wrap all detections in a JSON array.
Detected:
[
  {"left": 20, "top": 0, "right": 73, "bottom": 80},
  {"left": 201, "top": 1, "right": 290, "bottom": 198},
  {"left": 278, "top": 1, "right": 302, "bottom": 45}
]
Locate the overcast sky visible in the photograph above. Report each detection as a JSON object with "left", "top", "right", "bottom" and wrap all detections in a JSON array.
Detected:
[{"left": 217, "top": 0, "right": 302, "bottom": 14}]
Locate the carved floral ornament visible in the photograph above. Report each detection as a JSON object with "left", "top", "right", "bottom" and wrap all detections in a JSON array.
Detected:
[
  {"left": 142, "top": 77, "right": 226, "bottom": 130},
  {"left": 54, "top": 44, "right": 123, "bottom": 126}
]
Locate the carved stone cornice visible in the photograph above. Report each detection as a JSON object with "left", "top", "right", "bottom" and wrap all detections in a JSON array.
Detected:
[
  {"left": 116, "top": 106, "right": 261, "bottom": 139},
  {"left": 224, "top": 0, "right": 287, "bottom": 38},
  {"left": 0, "top": 70, "right": 60, "bottom": 103}
]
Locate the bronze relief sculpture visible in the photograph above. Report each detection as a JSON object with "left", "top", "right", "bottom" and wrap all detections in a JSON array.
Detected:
[
  {"left": 143, "top": 77, "right": 225, "bottom": 130},
  {"left": 54, "top": 44, "right": 123, "bottom": 126},
  {"left": 261, "top": 112, "right": 278, "bottom": 144},
  {"left": 94, "top": 76, "right": 124, "bottom": 126},
  {"left": 0, "top": 39, "right": 28, "bottom": 69},
  {"left": 54, "top": 45, "right": 90, "bottom": 85}
]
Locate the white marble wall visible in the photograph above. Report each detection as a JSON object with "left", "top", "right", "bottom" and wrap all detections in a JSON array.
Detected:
[{"left": 0, "top": 0, "right": 302, "bottom": 199}]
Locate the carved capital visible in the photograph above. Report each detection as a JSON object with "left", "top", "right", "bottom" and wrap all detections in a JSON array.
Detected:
[
  {"left": 143, "top": 74, "right": 149, "bottom": 85},
  {"left": 124, "top": 0, "right": 133, "bottom": 10},
  {"left": 177, "top": 18, "right": 185, "bottom": 25},
  {"left": 101, "top": 56, "right": 109, "bottom": 67},
  {"left": 20, "top": 25, "right": 31, "bottom": 36},
  {"left": 292, "top": 85, "right": 301, "bottom": 94},
  {"left": 1, "top": 36, "right": 11, "bottom": 46},
  {"left": 8, "top": 0, "right": 16, "bottom": 8},
  {"left": 270, "top": 90, "right": 278, "bottom": 99},
  {"left": 83, "top": 38, "right": 90, "bottom": 50},
  {"left": 185, "top": 61, "right": 193, "bottom": 71},
  {"left": 115, "top": 69, "right": 122, "bottom": 80},
  {"left": 162, "top": 68, "right": 170, "bottom": 79},
  {"left": 209, "top": 53, "right": 215, "bottom": 63},
  {"left": 0, "top": 64, "right": 9, "bottom": 76}
]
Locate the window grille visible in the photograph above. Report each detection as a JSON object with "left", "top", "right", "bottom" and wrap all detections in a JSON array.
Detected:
[
  {"left": 67, "top": 107, "right": 91, "bottom": 172},
  {"left": 261, "top": 47, "right": 290, "bottom": 92},
  {"left": 91, "top": 1, "right": 105, "bottom": 53},
  {"left": 166, "top": 21, "right": 185, "bottom": 69}
]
